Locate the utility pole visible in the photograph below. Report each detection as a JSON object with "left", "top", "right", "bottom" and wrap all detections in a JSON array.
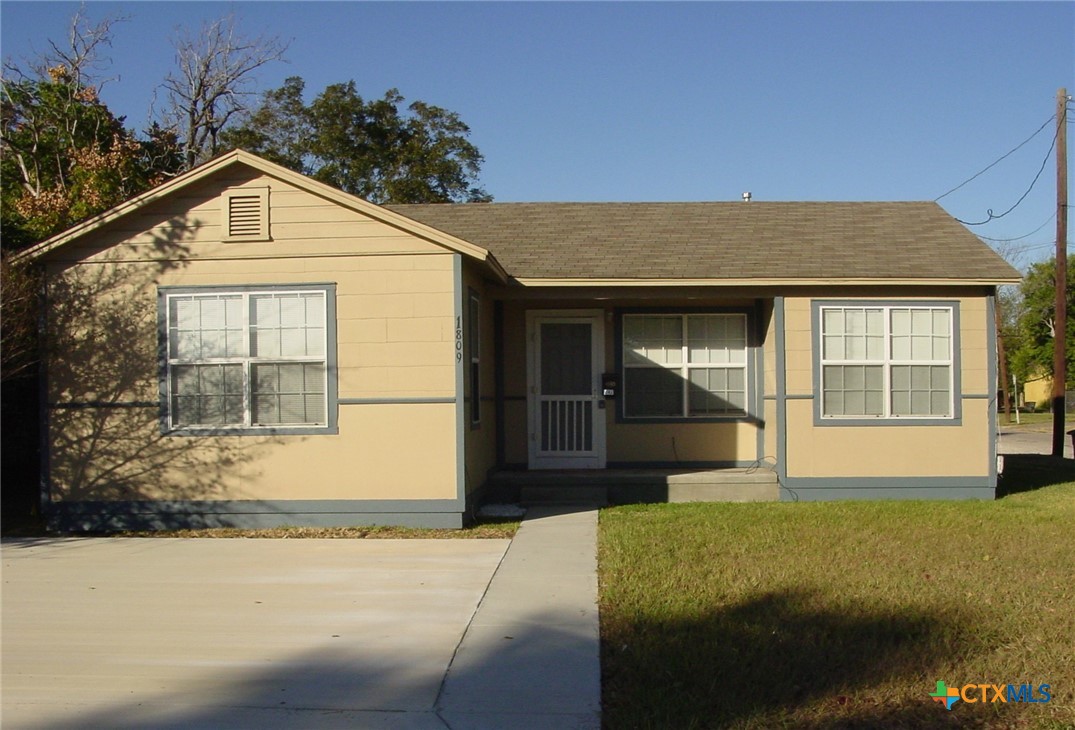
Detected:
[{"left": 1052, "top": 87, "right": 1068, "bottom": 457}]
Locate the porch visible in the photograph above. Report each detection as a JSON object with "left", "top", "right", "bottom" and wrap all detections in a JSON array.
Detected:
[{"left": 482, "top": 466, "right": 780, "bottom": 506}]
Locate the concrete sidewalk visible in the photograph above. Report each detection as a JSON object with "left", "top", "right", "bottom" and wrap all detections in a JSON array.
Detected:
[
  {"left": 1, "top": 508, "right": 601, "bottom": 729},
  {"left": 438, "top": 506, "right": 602, "bottom": 729}
]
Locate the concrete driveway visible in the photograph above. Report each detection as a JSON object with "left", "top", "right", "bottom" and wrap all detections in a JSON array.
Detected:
[
  {"left": 1, "top": 537, "right": 509, "bottom": 729},
  {"left": 997, "top": 426, "right": 1074, "bottom": 458}
]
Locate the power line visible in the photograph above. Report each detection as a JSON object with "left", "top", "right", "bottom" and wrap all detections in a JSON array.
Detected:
[
  {"left": 975, "top": 212, "right": 1056, "bottom": 242},
  {"left": 951, "top": 124, "right": 1059, "bottom": 226},
  {"left": 935, "top": 114, "right": 1055, "bottom": 202},
  {"left": 1006, "top": 240, "right": 1063, "bottom": 256}
]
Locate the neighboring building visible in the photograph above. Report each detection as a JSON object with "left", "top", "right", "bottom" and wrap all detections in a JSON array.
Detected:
[
  {"left": 1022, "top": 373, "right": 1052, "bottom": 410},
  {"left": 20, "top": 151, "right": 1020, "bottom": 530}
]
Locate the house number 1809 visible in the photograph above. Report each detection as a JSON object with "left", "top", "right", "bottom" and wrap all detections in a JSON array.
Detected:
[{"left": 455, "top": 316, "right": 463, "bottom": 362}]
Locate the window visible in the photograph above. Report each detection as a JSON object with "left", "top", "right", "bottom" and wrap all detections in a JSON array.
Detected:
[
  {"left": 622, "top": 313, "right": 748, "bottom": 418},
  {"left": 162, "top": 286, "right": 334, "bottom": 432},
  {"left": 819, "top": 305, "right": 954, "bottom": 419},
  {"left": 222, "top": 188, "right": 270, "bottom": 241},
  {"left": 468, "top": 290, "right": 481, "bottom": 425}
]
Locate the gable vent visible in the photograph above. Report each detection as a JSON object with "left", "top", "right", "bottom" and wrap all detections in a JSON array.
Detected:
[
  {"left": 229, "top": 195, "right": 262, "bottom": 237},
  {"left": 222, "top": 187, "right": 270, "bottom": 241}
]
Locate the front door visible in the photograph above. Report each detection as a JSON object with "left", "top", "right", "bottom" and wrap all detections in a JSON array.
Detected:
[{"left": 527, "top": 311, "right": 606, "bottom": 469}]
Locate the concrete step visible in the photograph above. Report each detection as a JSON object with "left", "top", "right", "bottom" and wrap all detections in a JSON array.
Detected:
[{"left": 520, "top": 486, "right": 609, "bottom": 506}]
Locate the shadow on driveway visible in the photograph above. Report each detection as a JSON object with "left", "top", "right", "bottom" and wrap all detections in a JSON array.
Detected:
[{"left": 2, "top": 537, "right": 515, "bottom": 729}]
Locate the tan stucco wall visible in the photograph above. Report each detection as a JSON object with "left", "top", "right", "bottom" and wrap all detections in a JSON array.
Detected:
[
  {"left": 763, "top": 304, "right": 780, "bottom": 464},
  {"left": 606, "top": 422, "right": 758, "bottom": 463},
  {"left": 44, "top": 168, "right": 464, "bottom": 505},
  {"left": 781, "top": 292, "right": 993, "bottom": 479},
  {"left": 49, "top": 403, "right": 457, "bottom": 502},
  {"left": 784, "top": 399, "right": 991, "bottom": 478}
]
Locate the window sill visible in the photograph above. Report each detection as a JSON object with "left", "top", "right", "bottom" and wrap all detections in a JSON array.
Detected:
[
  {"left": 163, "top": 424, "right": 339, "bottom": 437},
  {"left": 814, "top": 416, "right": 961, "bottom": 427}
]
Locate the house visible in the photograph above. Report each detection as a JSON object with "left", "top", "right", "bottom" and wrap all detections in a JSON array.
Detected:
[
  {"left": 1022, "top": 372, "right": 1053, "bottom": 410},
  {"left": 21, "top": 150, "right": 1020, "bottom": 530}
]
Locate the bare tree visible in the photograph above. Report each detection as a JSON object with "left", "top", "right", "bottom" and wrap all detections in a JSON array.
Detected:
[
  {"left": 39, "top": 4, "right": 124, "bottom": 89},
  {"left": 157, "top": 15, "right": 288, "bottom": 169},
  {"left": 986, "top": 237, "right": 1028, "bottom": 423}
]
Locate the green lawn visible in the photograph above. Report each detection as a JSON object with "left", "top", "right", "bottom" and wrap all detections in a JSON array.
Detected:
[
  {"left": 599, "top": 457, "right": 1075, "bottom": 729},
  {"left": 998, "top": 411, "right": 1073, "bottom": 430}
]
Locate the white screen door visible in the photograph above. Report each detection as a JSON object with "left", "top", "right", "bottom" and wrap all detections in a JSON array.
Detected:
[{"left": 527, "top": 311, "right": 606, "bottom": 469}]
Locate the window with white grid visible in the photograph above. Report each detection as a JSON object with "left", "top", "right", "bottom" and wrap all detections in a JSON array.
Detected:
[
  {"left": 623, "top": 313, "right": 748, "bottom": 418},
  {"left": 164, "top": 287, "right": 330, "bottom": 430},
  {"left": 820, "top": 305, "right": 954, "bottom": 419}
]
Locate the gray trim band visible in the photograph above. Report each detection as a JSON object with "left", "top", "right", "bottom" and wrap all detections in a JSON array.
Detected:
[
  {"left": 165, "top": 425, "right": 340, "bottom": 437},
  {"left": 158, "top": 283, "right": 339, "bottom": 292},
  {"left": 780, "top": 477, "right": 994, "bottom": 502},
  {"left": 754, "top": 298, "right": 766, "bottom": 462},
  {"left": 57, "top": 398, "right": 458, "bottom": 407},
  {"left": 605, "top": 460, "right": 758, "bottom": 469},
  {"left": 47, "top": 498, "right": 466, "bottom": 530},
  {"left": 986, "top": 292, "right": 998, "bottom": 489},
  {"left": 49, "top": 401, "right": 158, "bottom": 409},
  {"left": 783, "top": 476, "right": 991, "bottom": 488},
  {"left": 453, "top": 254, "right": 467, "bottom": 505},
  {"left": 339, "top": 397, "right": 456, "bottom": 405},
  {"left": 783, "top": 487, "right": 994, "bottom": 501},
  {"left": 774, "top": 296, "right": 788, "bottom": 484},
  {"left": 51, "top": 498, "right": 464, "bottom": 514}
]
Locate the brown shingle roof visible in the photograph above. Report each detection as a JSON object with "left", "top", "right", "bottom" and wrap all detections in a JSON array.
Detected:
[{"left": 385, "top": 201, "right": 1018, "bottom": 282}]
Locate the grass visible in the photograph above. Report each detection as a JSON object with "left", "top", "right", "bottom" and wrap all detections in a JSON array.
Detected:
[
  {"left": 599, "top": 459, "right": 1075, "bottom": 729},
  {"left": 998, "top": 411, "right": 1073, "bottom": 430}
]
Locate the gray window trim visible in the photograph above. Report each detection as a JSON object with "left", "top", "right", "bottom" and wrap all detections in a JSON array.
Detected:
[
  {"left": 615, "top": 307, "right": 760, "bottom": 424},
  {"left": 811, "top": 299, "right": 962, "bottom": 427},
  {"left": 157, "top": 283, "right": 338, "bottom": 436},
  {"left": 468, "top": 287, "right": 481, "bottom": 428}
]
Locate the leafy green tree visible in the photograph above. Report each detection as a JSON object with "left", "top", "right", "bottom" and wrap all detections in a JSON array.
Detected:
[
  {"left": 221, "top": 77, "right": 491, "bottom": 203},
  {"left": 217, "top": 76, "right": 310, "bottom": 171},
  {"left": 1009, "top": 255, "right": 1075, "bottom": 387}
]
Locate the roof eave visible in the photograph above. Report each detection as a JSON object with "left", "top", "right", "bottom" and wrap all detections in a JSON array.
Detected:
[
  {"left": 12, "top": 150, "right": 505, "bottom": 281},
  {"left": 511, "top": 276, "right": 1022, "bottom": 287}
]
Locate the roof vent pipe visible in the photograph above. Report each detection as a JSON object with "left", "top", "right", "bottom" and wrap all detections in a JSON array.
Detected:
[{"left": 742, "top": 192, "right": 752, "bottom": 202}]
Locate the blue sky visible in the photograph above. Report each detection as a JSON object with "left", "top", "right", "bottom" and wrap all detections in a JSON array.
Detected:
[{"left": 2, "top": 1, "right": 1072, "bottom": 267}]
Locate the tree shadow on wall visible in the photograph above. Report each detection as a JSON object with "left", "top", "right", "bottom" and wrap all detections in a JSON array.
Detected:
[{"left": 42, "top": 219, "right": 282, "bottom": 530}]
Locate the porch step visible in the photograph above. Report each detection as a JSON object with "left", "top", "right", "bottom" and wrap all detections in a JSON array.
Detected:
[
  {"left": 520, "top": 486, "right": 609, "bottom": 507},
  {"left": 485, "top": 467, "right": 779, "bottom": 505}
]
